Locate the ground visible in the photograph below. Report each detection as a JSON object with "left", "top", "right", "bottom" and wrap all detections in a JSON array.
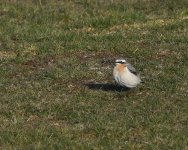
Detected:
[{"left": 0, "top": 0, "right": 188, "bottom": 149}]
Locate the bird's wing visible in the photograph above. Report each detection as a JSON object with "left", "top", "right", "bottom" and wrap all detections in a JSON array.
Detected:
[{"left": 126, "top": 62, "right": 138, "bottom": 75}]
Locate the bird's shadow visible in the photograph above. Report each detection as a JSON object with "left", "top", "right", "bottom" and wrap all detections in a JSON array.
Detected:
[{"left": 84, "top": 83, "right": 130, "bottom": 92}]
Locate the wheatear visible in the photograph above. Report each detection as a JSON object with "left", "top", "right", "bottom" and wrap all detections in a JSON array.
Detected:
[{"left": 113, "top": 59, "right": 141, "bottom": 88}]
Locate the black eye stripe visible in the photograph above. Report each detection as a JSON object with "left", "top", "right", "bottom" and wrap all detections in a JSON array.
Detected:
[{"left": 116, "top": 61, "right": 125, "bottom": 64}]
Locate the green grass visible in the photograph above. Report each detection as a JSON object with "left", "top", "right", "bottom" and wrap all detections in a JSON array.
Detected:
[{"left": 0, "top": 0, "right": 188, "bottom": 149}]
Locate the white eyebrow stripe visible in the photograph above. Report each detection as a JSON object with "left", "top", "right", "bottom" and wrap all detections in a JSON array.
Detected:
[{"left": 115, "top": 59, "right": 126, "bottom": 63}]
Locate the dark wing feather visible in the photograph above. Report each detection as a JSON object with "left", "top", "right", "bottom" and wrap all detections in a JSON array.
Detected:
[{"left": 126, "top": 62, "right": 138, "bottom": 75}]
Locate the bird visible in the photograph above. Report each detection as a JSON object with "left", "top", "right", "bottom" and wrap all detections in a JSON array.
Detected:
[{"left": 113, "top": 59, "right": 141, "bottom": 88}]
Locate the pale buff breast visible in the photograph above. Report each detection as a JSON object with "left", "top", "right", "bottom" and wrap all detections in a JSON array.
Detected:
[
  {"left": 113, "top": 63, "right": 126, "bottom": 79},
  {"left": 115, "top": 64, "right": 126, "bottom": 74}
]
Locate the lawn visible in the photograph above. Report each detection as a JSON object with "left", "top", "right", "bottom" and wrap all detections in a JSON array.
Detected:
[{"left": 0, "top": 0, "right": 188, "bottom": 149}]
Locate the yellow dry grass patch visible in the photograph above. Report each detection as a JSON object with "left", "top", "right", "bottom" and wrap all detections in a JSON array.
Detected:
[
  {"left": 104, "top": 16, "right": 188, "bottom": 35},
  {"left": 21, "top": 44, "right": 38, "bottom": 57},
  {"left": 109, "top": 18, "right": 186, "bottom": 32},
  {"left": 0, "top": 51, "right": 16, "bottom": 60},
  {"left": 83, "top": 18, "right": 186, "bottom": 37}
]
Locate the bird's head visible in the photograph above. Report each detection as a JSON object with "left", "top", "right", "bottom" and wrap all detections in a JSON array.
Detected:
[{"left": 114, "top": 59, "right": 126, "bottom": 66}]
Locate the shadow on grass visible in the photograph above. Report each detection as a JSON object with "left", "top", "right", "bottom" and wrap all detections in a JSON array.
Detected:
[{"left": 84, "top": 83, "right": 130, "bottom": 92}]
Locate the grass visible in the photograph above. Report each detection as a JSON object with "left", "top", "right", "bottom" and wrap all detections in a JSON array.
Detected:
[{"left": 0, "top": 0, "right": 188, "bottom": 149}]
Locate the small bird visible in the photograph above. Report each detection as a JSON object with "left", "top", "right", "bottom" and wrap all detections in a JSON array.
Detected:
[{"left": 113, "top": 59, "right": 141, "bottom": 88}]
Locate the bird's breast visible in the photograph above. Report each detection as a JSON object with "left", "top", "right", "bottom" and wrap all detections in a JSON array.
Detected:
[{"left": 115, "top": 64, "right": 126, "bottom": 74}]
